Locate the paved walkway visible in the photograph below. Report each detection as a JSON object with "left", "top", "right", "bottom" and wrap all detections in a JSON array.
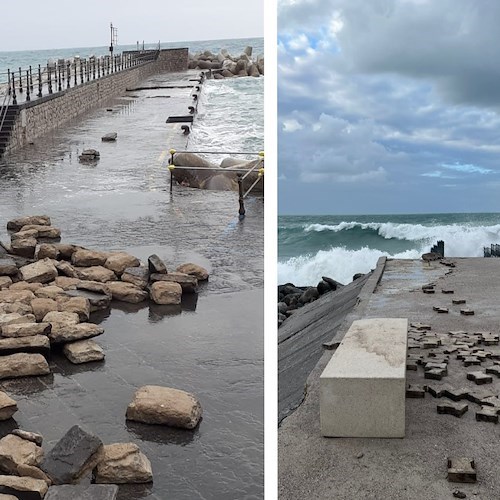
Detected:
[{"left": 279, "top": 258, "right": 500, "bottom": 500}]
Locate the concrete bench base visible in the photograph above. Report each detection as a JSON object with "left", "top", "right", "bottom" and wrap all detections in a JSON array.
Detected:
[{"left": 320, "top": 318, "right": 408, "bottom": 438}]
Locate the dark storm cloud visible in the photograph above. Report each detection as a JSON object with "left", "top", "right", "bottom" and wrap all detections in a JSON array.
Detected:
[{"left": 279, "top": 0, "right": 500, "bottom": 213}]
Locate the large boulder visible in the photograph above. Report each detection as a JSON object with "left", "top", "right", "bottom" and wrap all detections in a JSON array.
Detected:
[
  {"left": 7, "top": 216, "right": 50, "bottom": 232},
  {"left": 10, "top": 229, "right": 38, "bottom": 241},
  {"left": 0, "top": 393, "right": 17, "bottom": 421},
  {"left": 149, "top": 282, "right": 182, "bottom": 305},
  {"left": 1, "top": 322, "right": 51, "bottom": 338},
  {"left": 48, "top": 323, "right": 104, "bottom": 344},
  {"left": 41, "top": 425, "right": 103, "bottom": 485},
  {"left": 93, "top": 443, "right": 152, "bottom": 484},
  {"left": 147, "top": 255, "right": 167, "bottom": 275},
  {"left": 71, "top": 249, "right": 108, "bottom": 267},
  {"left": 0, "top": 434, "right": 44, "bottom": 474},
  {"left": 19, "top": 259, "right": 58, "bottom": 284},
  {"left": 37, "top": 243, "right": 59, "bottom": 260},
  {"left": 76, "top": 266, "right": 117, "bottom": 283},
  {"left": 0, "top": 335, "right": 51, "bottom": 356},
  {"left": 53, "top": 244, "right": 79, "bottom": 260},
  {"left": 10, "top": 237, "right": 37, "bottom": 258},
  {"left": 63, "top": 340, "right": 104, "bottom": 364},
  {"left": 176, "top": 263, "right": 209, "bottom": 281},
  {"left": 105, "top": 282, "right": 147, "bottom": 304},
  {"left": 150, "top": 272, "right": 198, "bottom": 293},
  {"left": 0, "top": 258, "right": 17, "bottom": 277},
  {"left": 0, "top": 475, "right": 48, "bottom": 499},
  {"left": 126, "top": 385, "right": 202, "bottom": 429},
  {"left": 104, "top": 253, "right": 140, "bottom": 276},
  {"left": 19, "top": 225, "right": 60, "bottom": 239},
  {"left": 0, "top": 353, "right": 50, "bottom": 379}
]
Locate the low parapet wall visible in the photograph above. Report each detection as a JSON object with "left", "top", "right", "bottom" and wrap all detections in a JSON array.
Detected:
[{"left": 5, "top": 48, "right": 188, "bottom": 155}]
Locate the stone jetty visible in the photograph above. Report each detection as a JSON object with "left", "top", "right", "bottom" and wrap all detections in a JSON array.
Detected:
[{"left": 188, "top": 46, "right": 264, "bottom": 78}]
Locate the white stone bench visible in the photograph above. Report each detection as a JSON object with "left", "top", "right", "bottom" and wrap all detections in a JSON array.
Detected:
[{"left": 320, "top": 318, "right": 408, "bottom": 438}]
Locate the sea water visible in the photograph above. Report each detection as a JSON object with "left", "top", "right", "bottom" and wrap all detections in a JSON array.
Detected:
[{"left": 278, "top": 213, "right": 500, "bottom": 286}]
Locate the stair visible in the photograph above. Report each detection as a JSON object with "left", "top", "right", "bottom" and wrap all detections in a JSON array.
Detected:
[{"left": 0, "top": 105, "right": 20, "bottom": 158}]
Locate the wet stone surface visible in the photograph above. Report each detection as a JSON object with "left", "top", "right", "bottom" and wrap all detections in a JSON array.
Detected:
[{"left": 0, "top": 69, "right": 263, "bottom": 499}]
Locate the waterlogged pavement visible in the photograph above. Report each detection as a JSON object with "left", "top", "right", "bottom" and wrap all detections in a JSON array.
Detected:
[{"left": 0, "top": 69, "right": 263, "bottom": 499}]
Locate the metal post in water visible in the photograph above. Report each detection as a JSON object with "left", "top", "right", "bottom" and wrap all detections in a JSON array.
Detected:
[
  {"left": 237, "top": 174, "right": 246, "bottom": 219},
  {"left": 25, "top": 70, "right": 30, "bottom": 101},
  {"left": 37, "top": 65, "right": 42, "bottom": 97},
  {"left": 168, "top": 149, "right": 176, "bottom": 193},
  {"left": 11, "top": 73, "right": 17, "bottom": 105}
]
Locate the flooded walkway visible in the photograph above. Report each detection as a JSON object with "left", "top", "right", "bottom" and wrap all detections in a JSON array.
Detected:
[{"left": 0, "top": 69, "right": 263, "bottom": 499}]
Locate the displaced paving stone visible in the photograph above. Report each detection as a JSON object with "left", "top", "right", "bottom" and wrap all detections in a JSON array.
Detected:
[
  {"left": 1, "top": 322, "right": 51, "bottom": 338},
  {"left": 44, "top": 484, "right": 118, "bottom": 500},
  {"left": 0, "top": 353, "right": 50, "bottom": 379},
  {"left": 150, "top": 272, "right": 198, "bottom": 293},
  {"left": 424, "top": 362, "right": 447, "bottom": 374},
  {"left": 443, "top": 388, "right": 469, "bottom": 402},
  {"left": 0, "top": 475, "right": 48, "bottom": 499},
  {"left": 463, "top": 356, "right": 481, "bottom": 367},
  {"left": 467, "top": 371, "right": 493, "bottom": 385},
  {"left": 76, "top": 266, "right": 117, "bottom": 283},
  {"left": 101, "top": 132, "right": 117, "bottom": 142},
  {"left": 19, "top": 259, "right": 58, "bottom": 284},
  {"left": 424, "top": 368, "right": 446, "bottom": 380},
  {"left": 176, "top": 263, "right": 209, "bottom": 281},
  {"left": 437, "top": 402, "right": 468, "bottom": 417},
  {"left": 0, "top": 393, "right": 17, "bottom": 421},
  {"left": 41, "top": 425, "right": 103, "bottom": 485},
  {"left": 126, "top": 385, "right": 202, "bottom": 429},
  {"left": 11, "top": 430, "right": 43, "bottom": 446},
  {"left": 447, "top": 457, "right": 477, "bottom": 483},
  {"left": 452, "top": 490, "right": 466, "bottom": 499},
  {"left": 435, "top": 307, "right": 449, "bottom": 314},
  {"left": 63, "top": 340, "right": 104, "bottom": 364},
  {"left": 48, "top": 323, "right": 104, "bottom": 344},
  {"left": 466, "top": 389, "right": 497, "bottom": 405},
  {"left": 475, "top": 407, "right": 499, "bottom": 424},
  {"left": 149, "top": 281, "right": 182, "bottom": 305},
  {"left": 93, "top": 443, "right": 153, "bottom": 484},
  {"left": 485, "top": 366, "right": 500, "bottom": 378},
  {"left": 410, "top": 322, "right": 431, "bottom": 330},
  {"left": 423, "top": 288, "right": 435, "bottom": 294},
  {"left": 461, "top": 309, "right": 475, "bottom": 316},
  {"left": 0, "top": 335, "right": 50, "bottom": 356},
  {"left": 71, "top": 249, "right": 108, "bottom": 267},
  {"left": 0, "top": 434, "right": 43, "bottom": 474},
  {"left": 147, "top": 254, "right": 167, "bottom": 274},
  {"left": 423, "top": 340, "right": 440, "bottom": 349},
  {"left": 452, "top": 299, "right": 466, "bottom": 305},
  {"left": 482, "top": 335, "right": 499, "bottom": 346},
  {"left": 105, "top": 282, "right": 148, "bottom": 303},
  {"left": 479, "top": 395, "right": 500, "bottom": 407},
  {"left": 425, "top": 385, "right": 444, "bottom": 398},
  {"left": 442, "top": 289, "right": 454, "bottom": 294},
  {"left": 7, "top": 216, "right": 51, "bottom": 232},
  {"left": 406, "top": 385, "right": 425, "bottom": 398},
  {"left": 406, "top": 361, "right": 418, "bottom": 371}
]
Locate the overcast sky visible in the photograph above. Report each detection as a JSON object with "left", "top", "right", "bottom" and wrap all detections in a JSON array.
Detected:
[
  {"left": 278, "top": 0, "right": 500, "bottom": 214},
  {"left": 0, "top": 0, "right": 263, "bottom": 51}
]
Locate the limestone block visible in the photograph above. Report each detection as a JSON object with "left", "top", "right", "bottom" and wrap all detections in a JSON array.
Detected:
[
  {"left": 0, "top": 278, "right": 11, "bottom": 291},
  {"left": 0, "top": 258, "right": 18, "bottom": 277},
  {"left": 121, "top": 267, "right": 149, "bottom": 289},
  {"left": 0, "top": 393, "right": 17, "bottom": 421},
  {"left": 176, "top": 263, "right": 209, "bottom": 281},
  {"left": 71, "top": 249, "right": 108, "bottom": 267},
  {"left": 48, "top": 323, "right": 103, "bottom": 344},
  {"left": 149, "top": 281, "right": 182, "bottom": 305},
  {"left": 0, "top": 353, "right": 50, "bottom": 380},
  {"left": 150, "top": 272, "right": 198, "bottom": 293},
  {"left": 34, "top": 285, "right": 65, "bottom": 300},
  {"left": 320, "top": 318, "right": 408, "bottom": 438},
  {"left": 93, "top": 443, "right": 152, "bottom": 484},
  {"left": 126, "top": 385, "right": 202, "bottom": 429},
  {"left": 63, "top": 340, "right": 104, "bottom": 364},
  {"left": 0, "top": 289, "right": 35, "bottom": 305},
  {"left": 31, "top": 298, "right": 58, "bottom": 322},
  {"left": 105, "top": 282, "right": 147, "bottom": 303},
  {"left": 0, "top": 475, "right": 48, "bottom": 499},
  {"left": 104, "top": 253, "right": 140, "bottom": 276},
  {"left": 20, "top": 225, "right": 61, "bottom": 239},
  {"left": 1, "top": 322, "right": 51, "bottom": 338},
  {"left": 0, "top": 434, "right": 44, "bottom": 474},
  {"left": 7, "top": 216, "right": 51, "bottom": 232},
  {"left": 19, "top": 259, "right": 58, "bottom": 284},
  {"left": 10, "top": 238, "right": 37, "bottom": 258},
  {"left": 76, "top": 266, "right": 116, "bottom": 283}
]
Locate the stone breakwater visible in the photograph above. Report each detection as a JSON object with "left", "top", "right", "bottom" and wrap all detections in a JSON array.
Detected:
[
  {"left": 0, "top": 214, "right": 207, "bottom": 496},
  {"left": 188, "top": 45, "right": 264, "bottom": 78}
]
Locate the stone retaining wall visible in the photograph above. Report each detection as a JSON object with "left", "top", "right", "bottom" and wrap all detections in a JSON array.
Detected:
[{"left": 5, "top": 48, "right": 188, "bottom": 154}]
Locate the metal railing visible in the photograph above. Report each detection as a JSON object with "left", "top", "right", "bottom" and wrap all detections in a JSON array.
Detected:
[
  {"left": 0, "top": 48, "right": 160, "bottom": 105},
  {"left": 0, "top": 87, "right": 12, "bottom": 138},
  {"left": 167, "top": 149, "right": 264, "bottom": 218}
]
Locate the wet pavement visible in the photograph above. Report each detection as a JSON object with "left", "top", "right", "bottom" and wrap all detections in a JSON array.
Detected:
[{"left": 0, "top": 69, "right": 263, "bottom": 499}]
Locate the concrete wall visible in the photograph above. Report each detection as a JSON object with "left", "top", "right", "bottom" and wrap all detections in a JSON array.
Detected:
[{"left": 6, "top": 48, "right": 188, "bottom": 154}]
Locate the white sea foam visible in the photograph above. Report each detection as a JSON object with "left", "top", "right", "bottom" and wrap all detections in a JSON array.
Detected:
[{"left": 278, "top": 246, "right": 422, "bottom": 286}]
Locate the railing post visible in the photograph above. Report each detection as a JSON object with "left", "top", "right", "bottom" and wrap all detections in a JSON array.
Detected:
[
  {"left": 25, "top": 70, "right": 30, "bottom": 101},
  {"left": 58, "top": 64, "right": 62, "bottom": 91},
  {"left": 11, "top": 73, "right": 17, "bottom": 105},
  {"left": 86, "top": 60, "right": 90, "bottom": 82},
  {"left": 237, "top": 174, "right": 246, "bottom": 219},
  {"left": 74, "top": 61, "right": 77, "bottom": 86},
  {"left": 29, "top": 66, "right": 33, "bottom": 91},
  {"left": 7, "top": 69, "right": 11, "bottom": 95},
  {"left": 93, "top": 59, "right": 96, "bottom": 79},
  {"left": 47, "top": 64, "right": 53, "bottom": 94},
  {"left": 18, "top": 67, "right": 23, "bottom": 93},
  {"left": 67, "top": 62, "right": 71, "bottom": 88},
  {"left": 98, "top": 58, "right": 101, "bottom": 78},
  {"left": 37, "top": 65, "right": 42, "bottom": 97},
  {"left": 80, "top": 60, "right": 84, "bottom": 84}
]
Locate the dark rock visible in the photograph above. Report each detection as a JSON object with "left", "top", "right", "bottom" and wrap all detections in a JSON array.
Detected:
[
  {"left": 278, "top": 283, "right": 303, "bottom": 296},
  {"left": 44, "top": 484, "right": 118, "bottom": 500},
  {"left": 352, "top": 273, "right": 365, "bottom": 281},
  {"left": 316, "top": 280, "right": 331, "bottom": 295},
  {"left": 41, "top": 425, "right": 103, "bottom": 484},
  {"left": 121, "top": 266, "right": 149, "bottom": 289},
  {"left": 299, "top": 287, "right": 319, "bottom": 305},
  {"left": 322, "top": 276, "right": 343, "bottom": 290},
  {"left": 148, "top": 254, "right": 167, "bottom": 274},
  {"left": 101, "top": 133, "right": 117, "bottom": 142},
  {"left": 453, "top": 490, "right": 466, "bottom": 499},
  {"left": 282, "top": 293, "right": 301, "bottom": 306},
  {"left": 277, "top": 302, "right": 288, "bottom": 314},
  {"left": 0, "top": 258, "right": 18, "bottom": 276},
  {"left": 7, "top": 216, "right": 51, "bottom": 232}
]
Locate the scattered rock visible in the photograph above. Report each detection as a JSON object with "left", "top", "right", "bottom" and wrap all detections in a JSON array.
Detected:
[
  {"left": 105, "top": 282, "right": 148, "bottom": 303},
  {"left": 121, "top": 267, "right": 149, "bottom": 289},
  {"left": 176, "top": 263, "right": 208, "bottom": 281},
  {"left": 0, "top": 474, "right": 48, "bottom": 499},
  {"left": 41, "top": 425, "right": 103, "bottom": 485},
  {"left": 148, "top": 254, "right": 167, "bottom": 274},
  {"left": 104, "top": 253, "right": 139, "bottom": 276},
  {"left": 126, "top": 385, "right": 202, "bottom": 429},
  {"left": 0, "top": 353, "right": 50, "bottom": 379},
  {"left": 78, "top": 149, "right": 100, "bottom": 162},
  {"left": 0, "top": 393, "right": 17, "bottom": 421},
  {"left": 453, "top": 490, "right": 467, "bottom": 499},
  {"left": 65, "top": 288, "right": 111, "bottom": 312},
  {"left": 11, "top": 430, "right": 43, "bottom": 446},
  {"left": 71, "top": 249, "right": 108, "bottom": 267},
  {"left": 8, "top": 282, "right": 43, "bottom": 292},
  {"left": 0, "top": 312, "right": 36, "bottom": 329},
  {"left": 34, "top": 285, "right": 65, "bottom": 300},
  {"left": 0, "top": 258, "right": 17, "bottom": 277},
  {"left": 76, "top": 266, "right": 117, "bottom": 283},
  {"left": 57, "top": 296, "right": 90, "bottom": 322},
  {"left": 53, "top": 261, "right": 79, "bottom": 278},
  {"left": 0, "top": 434, "right": 44, "bottom": 474},
  {"left": 93, "top": 443, "right": 152, "bottom": 484},
  {"left": 10, "top": 237, "right": 37, "bottom": 258},
  {"left": 1, "top": 322, "right": 51, "bottom": 338},
  {"left": 20, "top": 225, "right": 61, "bottom": 239},
  {"left": 0, "top": 277, "right": 12, "bottom": 289},
  {"left": 63, "top": 340, "right": 105, "bottom": 364},
  {"left": 48, "top": 323, "right": 104, "bottom": 344},
  {"left": 19, "top": 259, "right": 58, "bottom": 284},
  {"left": 53, "top": 244, "right": 78, "bottom": 260},
  {"left": 37, "top": 243, "right": 59, "bottom": 260},
  {"left": 149, "top": 281, "right": 182, "bottom": 305},
  {"left": 150, "top": 272, "right": 198, "bottom": 293},
  {"left": 53, "top": 276, "right": 80, "bottom": 289},
  {"left": 43, "top": 310, "right": 80, "bottom": 325},
  {"left": 7, "top": 216, "right": 51, "bottom": 232},
  {"left": 0, "top": 289, "right": 35, "bottom": 305},
  {"left": 101, "top": 133, "right": 117, "bottom": 142}
]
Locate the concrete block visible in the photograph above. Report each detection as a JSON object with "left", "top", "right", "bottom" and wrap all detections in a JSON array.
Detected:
[{"left": 320, "top": 318, "right": 407, "bottom": 438}]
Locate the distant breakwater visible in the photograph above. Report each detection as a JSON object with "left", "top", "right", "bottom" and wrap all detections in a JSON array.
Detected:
[{"left": 189, "top": 45, "right": 264, "bottom": 79}]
